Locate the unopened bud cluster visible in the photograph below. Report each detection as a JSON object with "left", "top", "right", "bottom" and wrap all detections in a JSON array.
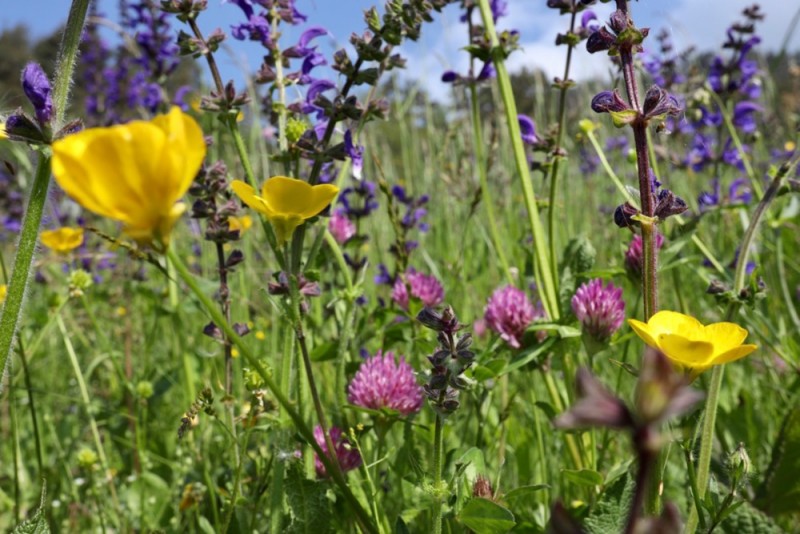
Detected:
[{"left": 417, "top": 306, "right": 475, "bottom": 416}]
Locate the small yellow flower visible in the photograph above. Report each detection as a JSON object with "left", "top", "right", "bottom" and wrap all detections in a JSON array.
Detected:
[
  {"left": 0, "top": 284, "right": 6, "bottom": 304},
  {"left": 255, "top": 330, "right": 266, "bottom": 341},
  {"left": 51, "top": 107, "right": 206, "bottom": 250},
  {"left": 230, "top": 176, "right": 338, "bottom": 244},
  {"left": 628, "top": 311, "right": 757, "bottom": 378},
  {"left": 228, "top": 215, "right": 253, "bottom": 235},
  {"left": 40, "top": 227, "right": 84, "bottom": 253},
  {"left": 0, "top": 122, "right": 7, "bottom": 140}
]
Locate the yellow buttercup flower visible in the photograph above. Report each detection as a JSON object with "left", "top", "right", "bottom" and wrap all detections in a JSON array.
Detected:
[
  {"left": 40, "top": 227, "right": 84, "bottom": 253},
  {"left": 0, "top": 122, "right": 7, "bottom": 140},
  {"left": 51, "top": 107, "right": 206, "bottom": 250},
  {"left": 230, "top": 176, "right": 338, "bottom": 244},
  {"left": 228, "top": 215, "right": 253, "bottom": 235},
  {"left": 0, "top": 284, "right": 6, "bottom": 304},
  {"left": 628, "top": 311, "right": 757, "bottom": 378}
]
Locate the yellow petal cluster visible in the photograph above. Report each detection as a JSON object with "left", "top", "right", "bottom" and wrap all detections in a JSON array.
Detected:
[
  {"left": 40, "top": 227, "right": 84, "bottom": 253},
  {"left": 51, "top": 107, "right": 206, "bottom": 250},
  {"left": 628, "top": 311, "right": 757, "bottom": 378},
  {"left": 0, "top": 284, "right": 6, "bottom": 304},
  {"left": 231, "top": 177, "right": 338, "bottom": 243}
]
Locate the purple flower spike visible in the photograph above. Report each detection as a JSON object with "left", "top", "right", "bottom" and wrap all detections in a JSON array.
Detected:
[
  {"left": 313, "top": 426, "right": 362, "bottom": 478},
  {"left": 344, "top": 130, "right": 364, "bottom": 179},
  {"left": 484, "top": 285, "right": 539, "bottom": 349},
  {"left": 518, "top": 114, "right": 538, "bottom": 145},
  {"left": 347, "top": 350, "right": 424, "bottom": 416},
  {"left": 571, "top": 279, "right": 625, "bottom": 341},
  {"left": 392, "top": 269, "right": 444, "bottom": 311},
  {"left": 21, "top": 63, "right": 53, "bottom": 125}
]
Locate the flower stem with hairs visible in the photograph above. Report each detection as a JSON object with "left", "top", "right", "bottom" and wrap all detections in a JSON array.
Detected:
[
  {"left": 0, "top": 0, "right": 90, "bottom": 392},
  {"left": 687, "top": 152, "right": 800, "bottom": 533}
]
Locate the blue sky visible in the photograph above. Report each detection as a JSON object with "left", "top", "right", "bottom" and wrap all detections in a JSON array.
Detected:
[{"left": 1, "top": 1, "right": 798, "bottom": 101}]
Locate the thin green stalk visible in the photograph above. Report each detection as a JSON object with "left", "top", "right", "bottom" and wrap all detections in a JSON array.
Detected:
[
  {"left": 52, "top": 0, "right": 91, "bottom": 130},
  {"left": 542, "top": 369, "right": 583, "bottom": 469},
  {"left": 708, "top": 90, "right": 761, "bottom": 199},
  {"left": 686, "top": 155, "right": 798, "bottom": 533},
  {"left": 431, "top": 414, "right": 445, "bottom": 534},
  {"left": 0, "top": 156, "right": 51, "bottom": 395},
  {"left": 547, "top": 8, "right": 578, "bottom": 281},
  {"left": 477, "top": 0, "right": 559, "bottom": 320},
  {"left": 165, "top": 248, "right": 377, "bottom": 534},
  {"left": 468, "top": 84, "right": 513, "bottom": 284},
  {"left": 0, "top": 0, "right": 90, "bottom": 394},
  {"left": 56, "top": 312, "right": 121, "bottom": 516}
]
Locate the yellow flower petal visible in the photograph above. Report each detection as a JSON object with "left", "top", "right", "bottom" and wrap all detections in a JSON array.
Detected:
[
  {"left": 703, "top": 322, "right": 748, "bottom": 355},
  {"left": 713, "top": 344, "right": 758, "bottom": 365},
  {"left": 647, "top": 310, "right": 706, "bottom": 341},
  {"left": 628, "top": 318, "right": 658, "bottom": 348},
  {"left": 657, "top": 333, "right": 715, "bottom": 367},
  {"left": 0, "top": 284, "right": 6, "bottom": 304},
  {"left": 51, "top": 107, "right": 206, "bottom": 249},
  {"left": 40, "top": 227, "right": 84, "bottom": 253},
  {"left": 231, "top": 180, "right": 274, "bottom": 217},
  {"left": 628, "top": 310, "right": 757, "bottom": 376},
  {"left": 232, "top": 176, "right": 339, "bottom": 243}
]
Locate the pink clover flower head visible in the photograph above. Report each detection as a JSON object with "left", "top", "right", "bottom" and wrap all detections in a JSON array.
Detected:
[
  {"left": 571, "top": 278, "right": 625, "bottom": 341},
  {"left": 484, "top": 285, "right": 538, "bottom": 349},
  {"left": 624, "top": 233, "right": 665, "bottom": 277},
  {"left": 391, "top": 269, "right": 444, "bottom": 310},
  {"left": 328, "top": 209, "right": 356, "bottom": 244},
  {"left": 313, "top": 425, "right": 362, "bottom": 478},
  {"left": 347, "top": 350, "right": 423, "bottom": 416}
]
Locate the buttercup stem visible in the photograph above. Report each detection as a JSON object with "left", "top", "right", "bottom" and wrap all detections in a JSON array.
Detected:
[
  {"left": 476, "top": 0, "right": 560, "bottom": 320},
  {"left": 687, "top": 154, "right": 799, "bottom": 533}
]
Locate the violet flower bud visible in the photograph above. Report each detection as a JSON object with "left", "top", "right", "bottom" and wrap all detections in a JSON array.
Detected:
[
  {"left": 21, "top": 63, "right": 53, "bottom": 125},
  {"left": 591, "top": 90, "right": 629, "bottom": 114},
  {"left": 586, "top": 26, "right": 616, "bottom": 53},
  {"left": 642, "top": 85, "right": 682, "bottom": 121},
  {"left": 654, "top": 189, "right": 688, "bottom": 220}
]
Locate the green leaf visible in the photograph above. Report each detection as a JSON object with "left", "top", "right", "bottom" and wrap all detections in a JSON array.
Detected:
[
  {"left": 503, "top": 337, "right": 556, "bottom": 375},
  {"left": 562, "top": 469, "right": 603, "bottom": 487},
  {"left": 309, "top": 341, "right": 337, "bottom": 362},
  {"left": 285, "top": 464, "right": 333, "bottom": 534},
  {"left": 458, "top": 498, "right": 516, "bottom": 534},
  {"left": 503, "top": 485, "right": 549, "bottom": 507},
  {"left": 13, "top": 485, "right": 49, "bottom": 534},
  {"left": 718, "top": 500, "right": 784, "bottom": 534},
  {"left": 583, "top": 474, "right": 634, "bottom": 534},
  {"left": 757, "top": 405, "right": 800, "bottom": 515},
  {"left": 609, "top": 109, "right": 638, "bottom": 128}
]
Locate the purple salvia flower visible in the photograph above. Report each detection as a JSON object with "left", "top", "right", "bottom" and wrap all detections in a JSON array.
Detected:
[
  {"left": 21, "top": 63, "right": 53, "bottom": 125},
  {"left": 347, "top": 350, "right": 424, "bottom": 415},
  {"left": 518, "top": 114, "right": 538, "bottom": 145},
  {"left": 392, "top": 270, "right": 444, "bottom": 311},
  {"left": 313, "top": 426, "right": 362, "bottom": 478},
  {"left": 484, "top": 285, "right": 538, "bottom": 349},
  {"left": 328, "top": 209, "right": 356, "bottom": 244},
  {"left": 571, "top": 279, "right": 625, "bottom": 342},
  {"left": 344, "top": 130, "right": 364, "bottom": 179}
]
